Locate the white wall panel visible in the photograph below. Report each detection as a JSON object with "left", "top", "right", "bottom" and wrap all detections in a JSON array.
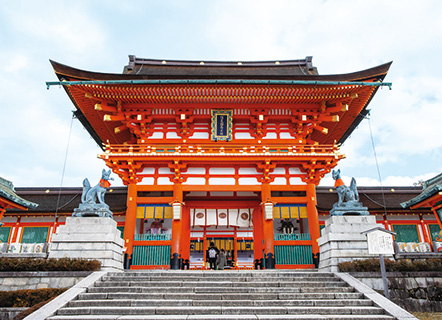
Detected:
[
  {"left": 238, "top": 178, "right": 259, "bottom": 185},
  {"left": 189, "top": 132, "right": 209, "bottom": 139},
  {"left": 235, "top": 132, "right": 253, "bottom": 139},
  {"left": 140, "top": 177, "right": 155, "bottom": 185},
  {"left": 270, "top": 177, "right": 287, "bottom": 185},
  {"left": 262, "top": 132, "right": 277, "bottom": 139},
  {"left": 166, "top": 132, "right": 180, "bottom": 139},
  {"left": 209, "top": 168, "right": 235, "bottom": 175},
  {"left": 186, "top": 168, "right": 206, "bottom": 174},
  {"left": 158, "top": 167, "right": 172, "bottom": 174},
  {"left": 271, "top": 168, "right": 285, "bottom": 174},
  {"left": 148, "top": 132, "right": 164, "bottom": 139},
  {"left": 280, "top": 132, "right": 295, "bottom": 139},
  {"left": 157, "top": 177, "right": 173, "bottom": 185},
  {"left": 142, "top": 168, "right": 155, "bottom": 174},
  {"left": 183, "top": 178, "right": 206, "bottom": 185},
  {"left": 289, "top": 177, "right": 303, "bottom": 185},
  {"left": 209, "top": 178, "right": 236, "bottom": 185},
  {"left": 289, "top": 167, "right": 302, "bottom": 174},
  {"left": 239, "top": 168, "right": 258, "bottom": 175}
]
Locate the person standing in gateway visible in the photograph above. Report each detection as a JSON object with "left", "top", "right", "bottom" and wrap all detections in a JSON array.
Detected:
[{"left": 206, "top": 242, "right": 219, "bottom": 270}]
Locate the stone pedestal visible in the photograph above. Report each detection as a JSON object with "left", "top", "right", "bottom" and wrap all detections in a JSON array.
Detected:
[
  {"left": 318, "top": 215, "right": 383, "bottom": 272},
  {"left": 48, "top": 217, "right": 124, "bottom": 271}
]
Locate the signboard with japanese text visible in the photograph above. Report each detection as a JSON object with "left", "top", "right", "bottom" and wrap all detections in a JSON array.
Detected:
[
  {"left": 211, "top": 109, "right": 233, "bottom": 141},
  {"left": 367, "top": 229, "right": 395, "bottom": 255}
]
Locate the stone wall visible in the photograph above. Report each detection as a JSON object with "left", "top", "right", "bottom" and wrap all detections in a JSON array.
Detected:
[
  {"left": 0, "top": 271, "right": 91, "bottom": 291},
  {"left": 351, "top": 271, "right": 442, "bottom": 312},
  {"left": 0, "top": 308, "right": 26, "bottom": 320}
]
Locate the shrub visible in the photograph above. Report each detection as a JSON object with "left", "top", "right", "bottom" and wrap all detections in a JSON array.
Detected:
[
  {"left": 0, "top": 288, "right": 66, "bottom": 308},
  {"left": 338, "top": 258, "right": 442, "bottom": 272},
  {"left": 13, "top": 296, "right": 58, "bottom": 320},
  {"left": 0, "top": 257, "right": 101, "bottom": 272}
]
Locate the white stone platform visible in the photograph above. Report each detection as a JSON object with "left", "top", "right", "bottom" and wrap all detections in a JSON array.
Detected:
[
  {"left": 48, "top": 217, "right": 124, "bottom": 271},
  {"left": 318, "top": 215, "right": 384, "bottom": 272}
]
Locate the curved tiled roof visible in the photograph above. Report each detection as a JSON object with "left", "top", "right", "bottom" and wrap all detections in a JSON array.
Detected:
[
  {"left": 49, "top": 56, "right": 391, "bottom": 149},
  {"left": 0, "top": 177, "right": 38, "bottom": 210},
  {"left": 401, "top": 173, "right": 442, "bottom": 209}
]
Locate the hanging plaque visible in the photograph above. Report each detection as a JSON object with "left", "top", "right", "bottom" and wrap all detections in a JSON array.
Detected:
[{"left": 211, "top": 109, "right": 233, "bottom": 141}]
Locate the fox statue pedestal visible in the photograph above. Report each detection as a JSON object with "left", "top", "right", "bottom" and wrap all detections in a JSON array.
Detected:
[
  {"left": 318, "top": 215, "right": 383, "bottom": 272},
  {"left": 48, "top": 217, "right": 124, "bottom": 271}
]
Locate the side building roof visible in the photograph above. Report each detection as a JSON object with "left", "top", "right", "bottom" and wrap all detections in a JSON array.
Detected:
[
  {"left": 0, "top": 177, "right": 38, "bottom": 210},
  {"left": 7, "top": 187, "right": 126, "bottom": 215},
  {"left": 401, "top": 173, "right": 442, "bottom": 209}
]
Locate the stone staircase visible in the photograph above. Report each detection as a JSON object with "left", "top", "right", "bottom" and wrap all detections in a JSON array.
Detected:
[{"left": 47, "top": 270, "right": 396, "bottom": 320}]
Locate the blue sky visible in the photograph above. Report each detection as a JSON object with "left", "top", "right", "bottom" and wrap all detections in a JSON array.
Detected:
[{"left": 1, "top": 0, "right": 442, "bottom": 188}]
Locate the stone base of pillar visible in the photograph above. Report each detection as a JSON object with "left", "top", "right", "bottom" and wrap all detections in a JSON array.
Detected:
[
  {"left": 48, "top": 217, "right": 124, "bottom": 271},
  {"left": 318, "top": 215, "right": 384, "bottom": 273}
]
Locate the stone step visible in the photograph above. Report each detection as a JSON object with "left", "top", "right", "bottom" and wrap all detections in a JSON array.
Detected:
[
  {"left": 45, "top": 270, "right": 400, "bottom": 320},
  {"left": 106, "top": 271, "right": 328, "bottom": 277},
  {"left": 93, "top": 280, "right": 348, "bottom": 288},
  {"left": 68, "top": 298, "right": 373, "bottom": 308},
  {"left": 55, "top": 306, "right": 386, "bottom": 316},
  {"left": 101, "top": 275, "right": 340, "bottom": 282},
  {"left": 78, "top": 291, "right": 364, "bottom": 301},
  {"left": 48, "top": 314, "right": 395, "bottom": 320},
  {"left": 86, "top": 285, "right": 356, "bottom": 294}
]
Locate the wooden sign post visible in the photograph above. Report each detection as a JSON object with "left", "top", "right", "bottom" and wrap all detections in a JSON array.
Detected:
[{"left": 362, "top": 227, "right": 396, "bottom": 299}]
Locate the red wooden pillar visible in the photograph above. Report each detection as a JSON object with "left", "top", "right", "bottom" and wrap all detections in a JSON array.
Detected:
[
  {"left": 123, "top": 183, "right": 137, "bottom": 267},
  {"left": 170, "top": 182, "right": 183, "bottom": 269},
  {"left": 306, "top": 182, "right": 320, "bottom": 268},
  {"left": 253, "top": 206, "right": 264, "bottom": 269},
  {"left": 261, "top": 182, "right": 275, "bottom": 269},
  {"left": 181, "top": 206, "right": 191, "bottom": 269}
]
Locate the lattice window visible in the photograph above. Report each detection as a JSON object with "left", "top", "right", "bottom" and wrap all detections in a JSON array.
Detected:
[
  {"left": 429, "top": 224, "right": 441, "bottom": 242},
  {"left": 392, "top": 224, "right": 419, "bottom": 243},
  {"left": 21, "top": 227, "right": 49, "bottom": 243},
  {"left": 0, "top": 227, "right": 11, "bottom": 243}
]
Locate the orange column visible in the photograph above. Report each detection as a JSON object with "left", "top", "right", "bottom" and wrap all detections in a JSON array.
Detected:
[
  {"left": 123, "top": 183, "right": 137, "bottom": 267},
  {"left": 306, "top": 182, "right": 320, "bottom": 268},
  {"left": 261, "top": 182, "right": 275, "bottom": 269},
  {"left": 253, "top": 206, "right": 264, "bottom": 269},
  {"left": 181, "top": 206, "right": 191, "bottom": 269},
  {"left": 170, "top": 182, "right": 183, "bottom": 269}
]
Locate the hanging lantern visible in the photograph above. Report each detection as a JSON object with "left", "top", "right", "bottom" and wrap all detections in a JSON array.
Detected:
[
  {"left": 172, "top": 202, "right": 182, "bottom": 220},
  {"left": 264, "top": 201, "right": 274, "bottom": 220}
]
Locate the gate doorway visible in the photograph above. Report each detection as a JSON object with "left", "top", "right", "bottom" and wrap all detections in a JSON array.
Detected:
[{"left": 190, "top": 228, "right": 254, "bottom": 269}]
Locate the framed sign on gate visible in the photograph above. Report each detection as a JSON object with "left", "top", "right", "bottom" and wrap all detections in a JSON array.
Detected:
[{"left": 211, "top": 109, "right": 233, "bottom": 141}]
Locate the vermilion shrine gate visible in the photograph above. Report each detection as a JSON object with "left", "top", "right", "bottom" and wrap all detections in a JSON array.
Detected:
[{"left": 48, "top": 56, "right": 391, "bottom": 269}]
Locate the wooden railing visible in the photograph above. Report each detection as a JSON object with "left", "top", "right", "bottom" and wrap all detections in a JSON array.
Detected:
[
  {"left": 131, "top": 233, "right": 171, "bottom": 268},
  {"left": 102, "top": 143, "right": 340, "bottom": 157},
  {"left": 132, "top": 245, "right": 171, "bottom": 267},
  {"left": 274, "top": 233, "right": 314, "bottom": 267}
]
